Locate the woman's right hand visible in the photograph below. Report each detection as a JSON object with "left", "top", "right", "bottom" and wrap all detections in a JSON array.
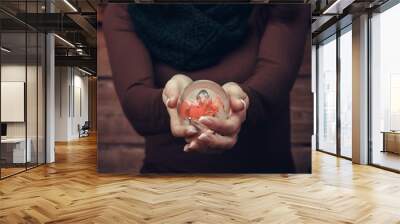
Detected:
[{"left": 162, "top": 74, "right": 198, "bottom": 138}]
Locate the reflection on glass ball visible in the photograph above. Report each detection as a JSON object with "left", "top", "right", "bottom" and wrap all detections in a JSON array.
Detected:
[{"left": 178, "top": 80, "right": 230, "bottom": 127}]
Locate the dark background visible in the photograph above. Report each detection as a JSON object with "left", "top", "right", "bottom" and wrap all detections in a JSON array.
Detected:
[{"left": 97, "top": 5, "right": 312, "bottom": 173}]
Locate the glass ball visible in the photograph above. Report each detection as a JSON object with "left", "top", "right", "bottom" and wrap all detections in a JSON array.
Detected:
[{"left": 178, "top": 80, "right": 230, "bottom": 128}]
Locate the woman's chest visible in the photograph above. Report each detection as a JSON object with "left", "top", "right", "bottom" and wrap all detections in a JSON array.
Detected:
[{"left": 152, "top": 26, "right": 261, "bottom": 87}]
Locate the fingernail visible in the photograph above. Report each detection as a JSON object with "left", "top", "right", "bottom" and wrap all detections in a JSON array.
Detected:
[
  {"left": 240, "top": 99, "right": 247, "bottom": 109},
  {"left": 166, "top": 98, "right": 170, "bottom": 106},
  {"left": 198, "top": 133, "right": 208, "bottom": 140},
  {"left": 184, "top": 144, "right": 189, "bottom": 152},
  {"left": 185, "top": 142, "right": 193, "bottom": 152},
  {"left": 187, "top": 126, "right": 197, "bottom": 135},
  {"left": 199, "top": 116, "right": 210, "bottom": 123},
  {"left": 206, "top": 129, "right": 214, "bottom": 135}
]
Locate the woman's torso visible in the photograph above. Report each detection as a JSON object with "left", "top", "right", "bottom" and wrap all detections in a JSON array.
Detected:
[{"left": 141, "top": 6, "right": 294, "bottom": 173}]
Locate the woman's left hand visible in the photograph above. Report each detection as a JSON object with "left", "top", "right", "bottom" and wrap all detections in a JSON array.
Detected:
[{"left": 184, "top": 82, "right": 249, "bottom": 153}]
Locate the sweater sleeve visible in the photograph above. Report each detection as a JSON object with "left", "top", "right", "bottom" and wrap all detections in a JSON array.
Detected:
[
  {"left": 102, "top": 5, "right": 170, "bottom": 136},
  {"left": 240, "top": 5, "right": 310, "bottom": 128}
]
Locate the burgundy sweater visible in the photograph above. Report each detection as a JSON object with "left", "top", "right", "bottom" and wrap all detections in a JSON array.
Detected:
[{"left": 103, "top": 4, "right": 310, "bottom": 173}]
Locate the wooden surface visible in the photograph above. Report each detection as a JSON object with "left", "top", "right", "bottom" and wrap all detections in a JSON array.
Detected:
[
  {"left": 382, "top": 132, "right": 400, "bottom": 154},
  {"left": 0, "top": 167, "right": 25, "bottom": 178},
  {"left": 1, "top": 135, "right": 400, "bottom": 223}
]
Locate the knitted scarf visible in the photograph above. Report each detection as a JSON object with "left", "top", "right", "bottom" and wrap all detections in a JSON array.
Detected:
[{"left": 128, "top": 4, "right": 253, "bottom": 71}]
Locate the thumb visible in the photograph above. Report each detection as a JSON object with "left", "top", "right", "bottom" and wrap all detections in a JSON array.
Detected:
[
  {"left": 163, "top": 83, "right": 180, "bottom": 109},
  {"left": 222, "top": 82, "right": 248, "bottom": 113},
  {"left": 230, "top": 96, "right": 246, "bottom": 113},
  {"left": 166, "top": 95, "right": 179, "bottom": 108}
]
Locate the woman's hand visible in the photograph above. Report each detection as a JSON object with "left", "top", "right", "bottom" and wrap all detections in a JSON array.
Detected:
[
  {"left": 162, "top": 74, "right": 198, "bottom": 138},
  {"left": 184, "top": 82, "right": 249, "bottom": 153}
]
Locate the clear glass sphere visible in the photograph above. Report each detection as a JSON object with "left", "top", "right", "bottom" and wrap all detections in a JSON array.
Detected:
[{"left": 178, "top": 80, "right": 230, "bottom": 127}]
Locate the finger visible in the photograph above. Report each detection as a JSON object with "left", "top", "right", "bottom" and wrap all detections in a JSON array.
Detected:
[
  {"left": 170, "top": 124, "right": 186, "bottom": 137},
  {"left": 222, "top": 82, "right": 245, "bottom": 99},
  {"left": 185, "top": 125, "right": 198, "bottom": 137},
  {"left": 190, "top": 119, "right": 208, "bottom": 133},
  {"left": 197, "top": 130, "right": 237, "bottom": 150},
  {"left": 222, "top": 82, "right": 249, "bottom": 112},
  {"left": 184, "top": 139, "right": 208, "bottom": 153},
  {"left": 185, "top": 130, "right": 199, "bottom": 143},
  {"left": 163, "top": 92, "right": 179, "bottom": 109},
  {"left": 230, "top": 97, "right": 246, "bottom": 113},
  {"left": 229, "top": 98, "right": 247, "bottom": 123},
  {"left": 185, "top": 137, "right": 193, "bottom": 143},
  {"left": 185, "top": 129, "right": 214, "bottom": 153},
  {"left": 188, "top": 140, "right": 200, "bottom": 151},
  {"left": 162, "top": 81, "right": 180, "bottom": 108},
  {"left": 173, "top": 74, "right": 193, "bottom": 84},
  {"left": 167, "top": 96, "right": 179, "bottom": 108},
  {"left": 199, "top": 116, "right": 241, "bottom": 136},
  {"left": 174, "top": 125, "right": 198, "bottom": 138},
  {"left": 183, "top": 143, "right": 190, "bottom": 152},
  {"left": 170, "top": 114, "right": 198, "bottom": 137}
]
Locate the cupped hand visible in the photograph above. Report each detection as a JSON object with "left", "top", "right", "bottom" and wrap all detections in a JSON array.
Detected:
[
  {"left": 184, "top": 82, "right": 249, "bottom": 153},
  {"left": 162, "top": 74, "right": 198, "bottom": 138}
]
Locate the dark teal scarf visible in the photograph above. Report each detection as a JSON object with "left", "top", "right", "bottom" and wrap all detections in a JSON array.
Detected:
[{"left": 128, "top": 4, "right": 253, "bottom": 71}]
